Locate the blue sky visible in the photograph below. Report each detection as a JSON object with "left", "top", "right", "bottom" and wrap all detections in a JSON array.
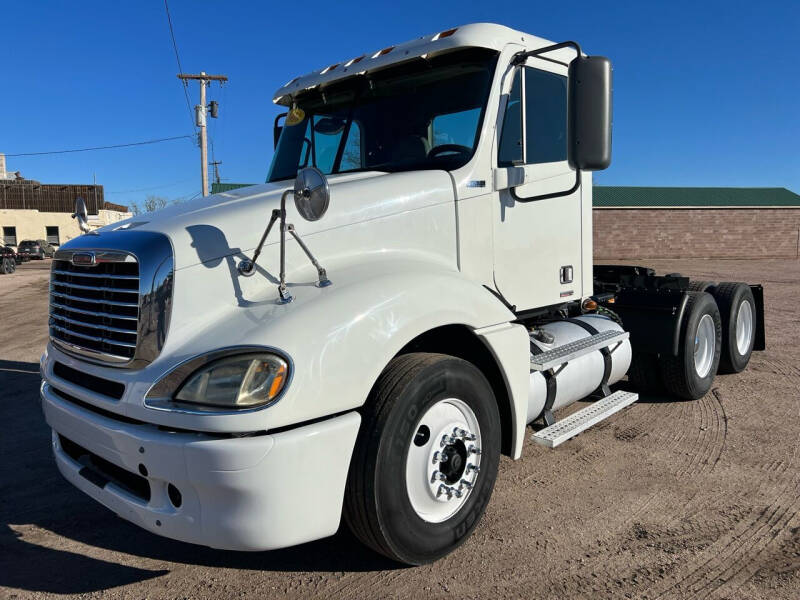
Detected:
[{"left": 4, "top": 1, "right": 798, "bottom": 209}]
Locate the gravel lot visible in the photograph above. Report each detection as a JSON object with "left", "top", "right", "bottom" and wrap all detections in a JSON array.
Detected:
[{"left": 1, "top": 258, "right": 798, "bottom": 599}]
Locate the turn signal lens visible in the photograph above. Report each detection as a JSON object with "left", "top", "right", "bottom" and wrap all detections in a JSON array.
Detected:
[
  {"left": 175, "top": 353, "right": 289, "bottom": 408},
  {"left": 582, "top": 299, "right": 598, "bottom": 311},
  {"left": 433, "top": 28, "right": 458, "bottom": 41}
]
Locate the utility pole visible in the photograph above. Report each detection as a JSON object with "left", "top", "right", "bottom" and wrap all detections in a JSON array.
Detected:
[
  {"left": 177, "top": 71, "right": 227, "bottom": 196},
  {"left": 210, "top": 160, "right": 222, "bottom": 184}
]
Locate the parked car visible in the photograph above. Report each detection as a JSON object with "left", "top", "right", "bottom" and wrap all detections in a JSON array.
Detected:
[
  {"left": 0, "top": 242, "right": 28, "bottom": 265},
  {"left": 17, "top": 239, "right": 55, "bottom": 260},
  {"left": 0, "top": 244, "right": 17, "bottom": 273}
]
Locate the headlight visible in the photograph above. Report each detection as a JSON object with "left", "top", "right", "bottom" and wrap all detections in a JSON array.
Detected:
[{"left": 175, "top": 353, "right": 289, "bottom": 408}]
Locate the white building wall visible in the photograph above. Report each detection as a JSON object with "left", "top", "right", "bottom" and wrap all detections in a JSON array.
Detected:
[{"left": 1, "top": 208, "right": 131, "bottom": 246}]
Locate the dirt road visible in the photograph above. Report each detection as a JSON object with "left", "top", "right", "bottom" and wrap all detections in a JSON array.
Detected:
[{"left": 1, "top": 258, "right": 798, "bottom": 599}]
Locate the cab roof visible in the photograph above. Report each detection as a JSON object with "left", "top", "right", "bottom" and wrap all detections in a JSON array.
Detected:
[{"left": 272, "top": 23, "right": 557, "bottom": 106}]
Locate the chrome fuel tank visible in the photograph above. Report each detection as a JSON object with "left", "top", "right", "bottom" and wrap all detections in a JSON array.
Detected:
[{"left": 526, "top": 315, "right": 632, "bottom": 423}]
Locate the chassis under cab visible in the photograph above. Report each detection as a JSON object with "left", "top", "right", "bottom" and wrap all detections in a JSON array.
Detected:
[{"left": 41, "top": 23, "right": 765, "bottom": 564}]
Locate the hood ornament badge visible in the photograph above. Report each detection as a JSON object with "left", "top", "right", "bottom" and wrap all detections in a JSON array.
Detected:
[{"left": 238, "top": 167, "right": 332, "bottom": 303}]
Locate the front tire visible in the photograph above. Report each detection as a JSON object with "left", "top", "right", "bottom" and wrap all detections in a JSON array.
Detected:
[
  {"left": 660, "top": 292, "right": 722, "bottom": 399},
  {"left": 344, "top": 353, "right": 500, "bottom": 565},
  {"left": 1, "top": 258, "right": 13, "bottom": 274}
]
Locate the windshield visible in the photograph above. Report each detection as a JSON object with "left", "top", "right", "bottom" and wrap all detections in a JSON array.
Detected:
[{"left": 267, "top": 48, "right": 498, "bottom": 182}]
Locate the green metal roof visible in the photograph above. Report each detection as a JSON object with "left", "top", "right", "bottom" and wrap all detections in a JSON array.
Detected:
[
  {"left": 593, "top": 186, "right": 800, "bottom": 208},
  {"left": 211, "top": 182, "right": 255, "bottom": 194}
]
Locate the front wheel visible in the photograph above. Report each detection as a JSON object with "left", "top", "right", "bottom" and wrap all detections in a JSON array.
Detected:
[
  {"left": 344, "top": 353, "right": 500, "bottom": 565},
  {"left": 1, "top": 258, "right": 13, "bottom": 274}
]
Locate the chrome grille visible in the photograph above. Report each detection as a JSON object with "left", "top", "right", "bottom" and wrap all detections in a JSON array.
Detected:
[{"left": 49, "top": 257, "right": 140, "bottom": 361}]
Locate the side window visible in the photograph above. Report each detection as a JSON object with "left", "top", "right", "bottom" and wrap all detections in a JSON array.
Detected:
[
  {"left": 524, "top": 67, "right": 567, "bottom": 164},
  {"left": 431, "top": 108, "right": 482, "bottom": 149},
  {"left": 498, "top": 69, "right": 523, "bottom": 166},
  {"left": 339, "top": 122, "right": 362, "bottom": 171},
  {"left": 312, "top": 115, "right": 346, "bottom": 173}
]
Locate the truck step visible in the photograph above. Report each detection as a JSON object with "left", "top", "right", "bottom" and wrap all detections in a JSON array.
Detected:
[
  {"left": 531, "top": 390, "right": 639, "bottom": 448},
  {"left": 530, "top": 330, "right": 629, "bottom": 371}
]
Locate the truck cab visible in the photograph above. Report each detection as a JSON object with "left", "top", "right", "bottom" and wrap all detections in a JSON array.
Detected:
[{"left": 40, "top": 23, "right": 763, "bottom": 565}]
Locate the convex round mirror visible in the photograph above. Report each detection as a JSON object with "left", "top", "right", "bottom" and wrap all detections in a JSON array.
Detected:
[
  {"left": 72, "top": 197, "right": 91, "bottom": 233},
  {"left": 294, "top": 167, "right": 330, "bottom": 222}
]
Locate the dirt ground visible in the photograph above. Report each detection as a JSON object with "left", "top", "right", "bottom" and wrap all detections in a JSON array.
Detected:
[{"left": 0, "top": 258, "right": 798, "bottom": 600}]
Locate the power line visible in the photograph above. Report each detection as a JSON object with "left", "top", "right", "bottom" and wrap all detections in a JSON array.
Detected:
[
  {"left": 164, "top": 0, "right": 197, "bottom": 134},
  {"left": 7, "top": 135, "right": 194, "bottom": 157}
]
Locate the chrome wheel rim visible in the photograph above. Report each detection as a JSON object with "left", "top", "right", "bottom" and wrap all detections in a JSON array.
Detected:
[
  {"left": 736, "top": 300, "right": 754, "bottom": 356},
  {"left": 694, "top": 314, "right": 716, "bottom": 378},
  {"left": 404, "top": 398, "right": 481, "bottom": 523}
]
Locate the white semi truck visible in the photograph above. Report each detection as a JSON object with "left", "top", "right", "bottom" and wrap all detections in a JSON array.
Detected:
[{"left": 41, "top": 23, "right": 764, "bottom": 565}]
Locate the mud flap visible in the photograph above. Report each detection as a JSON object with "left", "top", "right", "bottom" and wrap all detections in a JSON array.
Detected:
[{"left": 750, "top": 284, "right": 766, "bottom": 351}]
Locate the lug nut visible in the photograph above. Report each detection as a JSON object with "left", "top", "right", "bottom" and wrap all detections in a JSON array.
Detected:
[
  {"left": 431, "top": 470, "right": 447, "bottom": 483},
  {"left": 467, "top": 463, "right": 480, "bottom": 474},
  {"left": 437, "top": 484, "right": 453, "bottom": 499},
  {"left": 452, "top": 487, "right": 463, "bottom": 498},
  {"left": 464, "top": 432, "right": 477, "bottom": 441},
  {"left": 468, "top": 445, "right": 482, "bottom": 455},
  {"left": 432, "top": 450, "right": 448, "bottom": 464},
  {"left": 459, "top": 479, "right": 473, "bottom": 490},
  {"left": 440, "top": 434, "right": 455, "bottom": 447}
]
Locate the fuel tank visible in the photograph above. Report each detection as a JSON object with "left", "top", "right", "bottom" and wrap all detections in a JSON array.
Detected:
[{"left": 526, "top": 314, "right": 632, "bottom": 423}]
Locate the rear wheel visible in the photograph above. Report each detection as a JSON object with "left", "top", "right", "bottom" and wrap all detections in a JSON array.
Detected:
[
  {"left": 1, "top": 258, "right": 13, "bottom": 274},
  {"left": 660, "top": 292, "right": 722, "bottom": 399},
  {"left": 688, "top": 280, "right": 716, "bottom": 293},
  {"left": 344, "top": 353, "right": 500, "bottom": 565},
  {"left": 712, "top": 282, "right": 756, "bottom": 373}
]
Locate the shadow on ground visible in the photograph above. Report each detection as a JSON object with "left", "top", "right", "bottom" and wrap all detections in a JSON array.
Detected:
[{"left": 0, "top": 359, "right": 397, "bottom": 596}]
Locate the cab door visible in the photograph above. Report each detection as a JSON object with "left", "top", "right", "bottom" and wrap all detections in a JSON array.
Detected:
[{"left": 491, "top": 59, "right": 583, "bottom": 312}]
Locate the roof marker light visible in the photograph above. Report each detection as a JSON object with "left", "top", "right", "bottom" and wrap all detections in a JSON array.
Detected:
[
  {"left": 371, "top": 46, "right": 395, "bottom": 58},
  {"left": 345, "top": 55, "right": 365, "bottom": 67},
  {"left": 432, "top": 28, "right": 458, "bottom": 41},
  {"left": 321, "top": 63, "right": 339, "bottom": 74},
  {"left": 283, "top": 77, "right": 299, "bottom": 88}
]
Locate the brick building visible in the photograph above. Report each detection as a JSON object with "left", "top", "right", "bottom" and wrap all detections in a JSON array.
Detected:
[{"left": 593, "top": 187, "right": 800, "bottom": 259}]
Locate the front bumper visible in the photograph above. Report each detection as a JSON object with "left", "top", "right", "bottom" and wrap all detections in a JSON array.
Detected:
[{"left": 42, "top": 382, "right": 360, "bottom": 551}]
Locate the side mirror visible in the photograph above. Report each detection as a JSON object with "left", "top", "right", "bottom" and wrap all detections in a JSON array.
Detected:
[
  {"left": 293, "top": 167, "right": 330, "bottom": 221},
  {"left": 568, "top": 56, "right": 612, "bottom": 171},
  {"left": 72, "top": 197, "right": 91, "bottom": 234}
]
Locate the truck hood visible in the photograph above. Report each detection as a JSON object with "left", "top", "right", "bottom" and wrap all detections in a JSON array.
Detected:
[{"left": 99, "top": 170, "right": 455, "bottom": 270}]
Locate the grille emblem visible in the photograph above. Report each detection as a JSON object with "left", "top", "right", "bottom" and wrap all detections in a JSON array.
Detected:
[{"left": 71, "top": 252, "right": 96, "bottom": 266}]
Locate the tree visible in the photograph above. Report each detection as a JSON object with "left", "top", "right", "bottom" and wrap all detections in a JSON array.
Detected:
[{"left": 143, "top": 195, "right": 168, "bottom": 213}]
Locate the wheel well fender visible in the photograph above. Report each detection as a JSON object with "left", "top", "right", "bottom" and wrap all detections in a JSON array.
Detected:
[{"left": 397, "top": 323, "right": 529, "bottom": 458}]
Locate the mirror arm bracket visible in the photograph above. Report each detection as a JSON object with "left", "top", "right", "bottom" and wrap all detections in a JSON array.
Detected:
[
  {"left": 510, "top": 169, "right": 581, "bottom": 204},
  {"left": 238, "top": 190, "right": 291, "bottom": 279},
  {"left": 512, "top": 40, "right": 583, "bottom": 66},
  {"left": 508, "top": 39, "right": 589, "bottom": 203},
  {"left": 238, "top": 186, "right": 331, "bottom": 301}
]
